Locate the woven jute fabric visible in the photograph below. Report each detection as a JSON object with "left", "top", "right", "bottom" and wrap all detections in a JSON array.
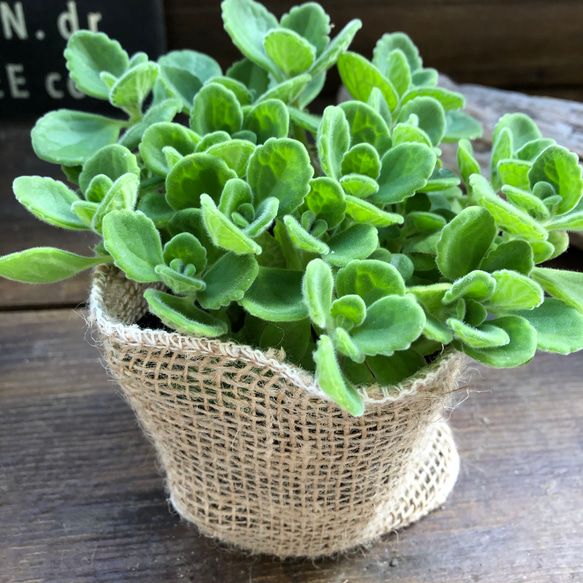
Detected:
[{"left": 89, "top": 265, "right": 464, "bottom": 558}]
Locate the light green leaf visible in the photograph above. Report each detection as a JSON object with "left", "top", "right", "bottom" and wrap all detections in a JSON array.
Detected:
[
  {"left": 283, "top": 215, "right": 329, "bottom": 254},
  {"left": 422, "top": 314, "right": 453, "bottom": 344},
  {"left": 190, "top": 83, "right": 243, "bottom": 136},
  {"left": 351, "top": 296, "right": 426, "bottom": 356},
  {"left": 309, "top": 18, "right": 362, "bottom": 77},
  {"left": 373, "top": 32, "right": 422, "bottom": 75},
  {"left": 79, "top": 144, "right": 140, "bottom": 195},
  {"left": 411, "top": 68, "right": 438, "bottom": 86},
  {"left": 140, "top": 122, "right": 199, "bottom": 177},
  {"left": 13, "top": 176, "right": 85, "bottom": 230},
  {"left": 154, "top": 264, "right": 206, "bottom": 295},
  {"left": 336, "top": 259, "right": 405, "bottom": 306},
  {"left": 487, "top": 270, "right": 544, "bottom": 311},
  {"left": 436, "top": 206, "right": 496, "bottom": 280},
  {"left": 218, "top": 178, "right": 253, "bottom": 216},
  {"left": 31, "top": 110, "right": 124, "bottom": 166},
  {"left": 443, "top": 110, "right": 483, "bottom": 143},
  {"left": 316, "top": 106, "right": 350, "bottom": 180},
  {"left": 339, "top": 101, "right": 392, "bottom": 156},
  {"left": 333, "top": 327, "right": 364, "bottom": 362},
  {"left": 239, "top": 267, "right": 308, "bottom": 321},
  {"left": 497, "top": 159, "right": 531, "bottom": 190},
  {"left": 166, "top": 153, "right": 237, "bottom": 210},
  {"left": 372, "top": 143, "right": 436, "bottom": 205},
  {"left": 247, "top": 138, "right": 313, "bottom": 216},
  {"left": 280, "top": 2, "right": 330, "bottom": 55},
  {"left": 402, "top": 87, "right": 465, "bottom": 111},
  {"left": 344, "top": 195, "right": 404, "bottom": 227},
  {"left": 331, "top": 294, "right": 367, "bottom": 327},
  {"left": 264, "top": 28, "right": 315, "bottom": 78},
  {"left": 367, "top": 87, "right": 392, "bottom": 127},
  {"left": 392, "top": 122, "right": 432, "bottom": 148},
  {"left": 530, "top": 267, "right": 583, "bottom": 312},
  {"left": 198, "top": 252, "right": 259, "bottom": 310},
  {"left": 91, "top": 173, "right": 139, "bottom": 233},
  {"left": 71, "top": 200, "right": 98, "bottom": 226},
  {"left": 501, "top": 185, "right": 550, "bottom": 220},
  {"left": 480, "top": 240, "right": 534, "bottom": 276},
  {"left": 196, "top": 131, "right": 231, "bottom": 152},
  {"left": 517, "top": 298, "right": 583, "bottom": 355},
  {"left": 442, "top": 270, "right": 496, "bottom": 303},
  {"left": 303, "top": 258, "right": 334, "bottom": 328},
  {"left": 339, "top": 174, "right": 378, "bottom": 198},
  {"left": 209, "top": 76, "right": 253, "bottom": 105},
  {"left": 102, "top": 210, "right": 163, "bottom": 282},
  {"left": 490, "top": 127, "right": 513, "bottom": 190},
  {"left": 256, "top": 74, "right": 312, "bottom": 104},
  {"left": 110, "top": 62, "right": 158, "bottom": 114},
  {"left": 383, "top": 49, "right": 411, "bottom": 96},
  {"left": 492, "top": 113, "right": 542, "bottom": 153},
  {"left": 324, "top": 224, "right": 378, "bottom": 267},
  {"left": 396, "top": 96, "right": 446, "bottom": 146},
  {"left": 163, "top": 232, "right": 207, "bottom": 274},
  {"left": 65, "top": 31, "right": 129, "bottom": 99},
  {"left": 516, "top": 138, "right": 555, "bottom": 162},
  {"left": 244, "top": 99, "right": 290, "bottom": 144},
  {"left": 314, "top": 335, "right": 364, "bottom": 416},
  {"left": 287, "top": 106, "right": 321, "bottom": 133},
  {"left": 462, "top": 315, "right": 537, "bottom": 368},
  {"left": 447, "top": 318, "right": 510, "bottom": 349},
  {"left": 305, "top": 177, "right": 346, "bottom": 229},
  {"left": 206, "top": 139, "right": 256, "bottom": 177},
  {"left": 144, "top": 289, "right": 227, "bottom": 337},
  {"left": 419, "top": 168, "right": 460, "bottom": 193},
  {"left": 341, "top": 143, "right": 381, "bottom": 179},
  {"left": 0, "top": 248, "right": 108, "bottom": 283}
]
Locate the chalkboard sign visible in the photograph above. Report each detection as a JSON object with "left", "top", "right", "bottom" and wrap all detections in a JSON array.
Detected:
[{"left": 0, "top": 0, "right": 165, "bottom": 118}]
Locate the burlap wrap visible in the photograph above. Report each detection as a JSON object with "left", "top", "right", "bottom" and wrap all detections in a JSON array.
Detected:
[{"left": 89, "top": 265, "right": 464, "bottom": 558}]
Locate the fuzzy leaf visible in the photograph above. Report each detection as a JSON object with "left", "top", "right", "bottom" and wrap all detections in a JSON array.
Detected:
[
  {"left": 110, "top": 62, "right": 158, "bottom": 113},
  {"left": 443, "top": 111, "right": 483, "bottom": 143},
  {"left": 436, "top": 206, "right": 496, "bottom": 280},
  {"left": 501, "top": 185, "right": 550, "bottom": 220},
  {"left": 163, "top": 232, "right": 207, "bottom": 274},
  {"left": 166, "top": 153, "right": 237, "bottom": 210},
  {"left": 190, "top": 83, "right": 243, "bottom": 136},
  {"left": 382, "top": 49, "right": 411, "bottom": 96},
  {"left": 366, "top": 349, "right": 426, "bottom": 386},
  {"left": 91, "top": 173, "right": 139, "bottom": 233},
  {"left": 339, "top": 101, "right": 392, "bottom": 156},
  {"left": 516, "top": 138, "right": 555, "bottom": 162},
  {"left": 144, "top": 289, "right": 227, "bottom": 336},
  {"left": 305, "top": 177, "right": 346, "bottom": 229},
  {"left": 351, "top": 296, "right": 426, "bottom": 356},
  {"left": 283, "top": 215, "right": 329, "bottom": 255},
  {"left": 344, "top": 195, "right": 404, "bottom": 227},
  {"left": 31, "top": 110, "right": 124, "bottom": 166},
  {"left": 530, "top": 267, "right": 583, "bottom": 312},
  {"left": 490, "top": 127, "right": 513, "bottom": 190},
  {"left": 257, "top": 74, "right": 312, "bottom": 105},
  {"left": 517, "top": 298, "right": 583, "bottom": 355},
  {"left": 65, "top": 31, "right": 129, "bottom": 99},
  {"left": 0, "top": 248, "right": 108, "bottom": 283},
  {"left": 239, "top": 267, "right": 308, "bottom": 321},
  {"left": 493, "top": 113, "right": 542, "bottom": 153},
  {"left": 206, "top": 140, "right": 256, "bottom": 177},
  {"left": 303, "top": 258, "right": 334, "bottom": 328},
  {"left": 402, "top": 87, "right": 465, "bottom": 111},
  {"left": 341, "top": 143, "right": 381, "bottom": 179},
  {"left": 227, "top": 58, "right": 270, "bottom": 98},
  {"left": 332, "top": 327, "right": 364, "bottom": 362},
  {"left": 287, "top": 106, "right": 321, "bottom": 133},
  {"left": 447, "top": 318, "right": 510, "bottom": 349},
  {"left": 396, "top": 96, "right": 446, "bottom": 146},
  {"left": 247, "top": 138, "right": 313, "bottom": 216},
  {"left": 198, "top": 252, "right": 259, "bottom": 310},
  {"left": 244, "top": 197, "right": 279, "bottom": 237},
  {"left": 339, "top": 174, "right": 378, "bottom": 198},
  {"left": 462, "top": 316, "right": 537, "bottom": 368},
  {"left": 480, "top": 240, "right": 534, "bottom": 275},
  {"left": 244, "top": 99, "right": 290, "bottom": 144},
  {"left": 497, "top": 159, "right": 531, "bottom": 190},
  {"left": 373, "top": 32, "right": 422, "bottom": 75},
  {"left": 154, "top": 265, "right": 206, "bottom": 295},
  {"left": 13, "top": 176, "right": 86, "bottom": 230},
  {"left": 324, "top": 224, "right": 378, "bottom": 267},
  {"left": 79, "top": 144, "right": 140, "bottom": 195},
  {"left": 336, "top": 259, "right": 405, "bottom": 306},
  {"left": 442, "top": 270, "right": 496, "bottom": 303},
  {"left": 309, "top": 18, "right": 362, "bottom": 77},
  {"left": 280, "top": 3, "right": 330, "bottom": 55},
  {"left": 422, "top": 314, "right": 453, "bottom": 344},
  {"left": 392, "top": 122, "right": 432, "bottom": 148},
  {"left": 372, "top": 143, "right": 436, "bottom": 205},
  {"left": 331, "top": 294, "right": 367, "bottom": 327},
  {"left": 264, "top": 28, "right": 315, "bottom": 78},
  {"left": 317, "top": 106, "right": 350, "bottom": 180}
]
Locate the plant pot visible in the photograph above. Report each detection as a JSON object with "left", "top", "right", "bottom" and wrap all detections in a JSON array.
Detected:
[{"left": 89, "top": 264, "right": 464, "bottom": 558}]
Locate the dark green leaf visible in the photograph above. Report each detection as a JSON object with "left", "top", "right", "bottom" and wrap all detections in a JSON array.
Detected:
[
  {"left": 163, "top": 232, "right": 207, "bottom": 274},
  {"left": 226, "top": 58, "right": 270, "bottom": 98},
  {"left": 366, "top": 349, "right": 426, "bottom": 386},
  {"left": 480, "top": 240, "right": 534, "bottom": 276}
]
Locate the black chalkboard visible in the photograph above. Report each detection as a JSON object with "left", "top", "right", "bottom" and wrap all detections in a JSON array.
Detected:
[{"left": 0, "top": 0, "right": 165, "bottom": 119}]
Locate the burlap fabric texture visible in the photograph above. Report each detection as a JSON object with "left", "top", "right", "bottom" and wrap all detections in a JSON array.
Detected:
[{"left": 89, "top": 264, "right": 464, "bottom": 558}]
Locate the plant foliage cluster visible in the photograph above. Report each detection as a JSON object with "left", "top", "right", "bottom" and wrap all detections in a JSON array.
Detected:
[{"left": 2, "top": 0, "right": 583, "bottom": 415}]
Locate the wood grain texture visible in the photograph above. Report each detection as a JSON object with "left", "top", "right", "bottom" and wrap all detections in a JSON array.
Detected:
[{"left": 1, "top": 310, "right": 582, "bottom": 582}]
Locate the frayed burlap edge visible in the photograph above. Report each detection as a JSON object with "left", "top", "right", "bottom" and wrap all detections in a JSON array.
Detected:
[{"left": 88, "top": 264, "right": 465, "bottom": 558}]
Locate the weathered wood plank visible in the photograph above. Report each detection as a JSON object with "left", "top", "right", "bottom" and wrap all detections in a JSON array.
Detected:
[{"left": 1, "top": 309, "right": 582, "bottom": 581}]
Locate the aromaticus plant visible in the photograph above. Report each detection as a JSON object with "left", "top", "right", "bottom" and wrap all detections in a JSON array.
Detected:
[{"left": 2, "top": 0, "right": 583, "bottom": 416}]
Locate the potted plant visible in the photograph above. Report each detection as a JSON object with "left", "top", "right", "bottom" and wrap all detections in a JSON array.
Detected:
[{"left": 2, "top": 0, "right": 583, "bottom": 559}]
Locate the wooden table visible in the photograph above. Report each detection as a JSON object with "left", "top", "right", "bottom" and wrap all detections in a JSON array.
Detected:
[{"left": 2, "top": 82, "right": 583, "bottom": 582}]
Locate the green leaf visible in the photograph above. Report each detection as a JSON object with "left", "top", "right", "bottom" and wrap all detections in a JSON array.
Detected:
[
  {"left": 372, "top": 143, "right": 436, "bottom": 205},
  {"left": 206, "top": 139, "right": 256, "bottom": 177},
  {"left": 351, "top": 296, "right": 426, "bottom": 356},
  {"left": 480, "top": 240, "right": 534, "bottom": 276},
  {"left": 200, "top": 194, "right": 261, "bottom": 255},
  {"left": 419, "top": 168, "right": 460, "bottom": 193},
  {"left": 442, "top": 270, "right": 496, "bottom": 303},
  {"left": 287, "top": 106, "right": 321, "bottom": 133},
  {"left": 492, "top": 113, "right": 542, "bottom": 153},
  {"left": 516, "top": 138, "right": 555, "bottom": 162},
  {"left": 247, "top": 138, "right": 313, "bottom": 216},
  {"left": 497, "top": 159, "right": 531, "bottom": 190},
  {"left": 339, "top": 174, "right": 378, "bottom": 198},
  {"left": 196, "top": 131, "right": 231, "bottom": 152},
  {"left": 102, "top": 210, "right": 164, "bottom": 282},
  {"left": 13, "top": 176, "right": 86, "bottom": 230},
  {"left": 530, "top": 267, "right": 583, "bottom": 312},
  {"left": 198, "top": 252, "right": 259, "bottom": 310},
  {"left": 411, "top": 68, "right": 438, "bottom": 86},
  {"left": 110, "top": 62, "right": 158, "bottom": 114},
  {"left": 443, "top": 110, "right": 483, "bottom": 143},
  {"left": 244, "top": 99, "right": 290, "bottom": 144},
  {"left": 163, "top": 232, "right": 207, "bottom": 274},
  {"left": 373, "top": 32, "right": 422, "bottom": 75},
  {"left": 154, "top": 264, "right": 206, "bottom": 295},
  {"left": 166, "top": 153, "right": 237, "bottom": 210},
  {"left": 0, "top": 248, "right": 108, "bottom": 283},
  {"left": 367, "top": 87, "right": 392, "bottom": 127},
  {"left": 382, "top": 49, "right": 411, "bottom": 96},
  {"left": 422, "top": 314, "right": 453, "bottom": 344},
  {"left": 227, "top": 58, "right": 270, "bottom": 99},
  {"left": 316, "top": 106, "right": 350, "bottom": 180},
  {"left": 31, "top": 110, "right": 124, "bottom": 166},
  {"left": 298, "top": 71, "right": 327, "bottom": 109},
  {"left": 257, "top": 74, "right": 312, "bottom": 104},
  {"left": 447, "top": 318, "right": 510, "bottom": 349},
  {"left": 91, "top": 173, "right": 139, "bottom": 233},
  {"left": 309, "top": 18, "right": 362, "bottom": 78},
  {"left": 314, "top": 335, "right": 364, "bottom": 416},
  {"left": 324, "top": 224, "right": 378, "bottom": 267},
  {"left": 140, "top": 122, "right": 199, "bottom": 177},
  {"left": 210, "top": 76, "right": 253, "bottom": 105},
  {"left": 344, "top": 195, "right": 404, "bottom": 227},
  {"left": 528, "top": 145, "right": 583, "bottom": 215},
  {"left": 336, "top": 259, "right": 405, "bottom": 306},
  {"left": 144, "top": 289, "right": 227, "bottom": 337},
  {"left": 305, "top": 177, "right": 346, "bottom": 229},
  {"left": 501, "top": 185, "right": 550, "bottom": 220},
  {"left": 218, "top": 178, "right": 252, "bottom": 216},
  {"left": 331, "top": 294, "right": 367, "bottom": 327},
  {"left": 544, "top": 211, "right": 583, "bottom": 231},
  {"left": 462, "top": 315, "right": 537, "bottom": 368},
  {"left": 366, "top": 349, "right": 427, "bottom": 386},
  {"left": 470, "top": 174, "right": 548, "bottom": 242},
  {"left": 65, "top": 31, "right": 129, "bottom": 99},
  {"left": 337, "top": 52, "right": 398, "bottom": 111},
  {"left": 517, "top": 298, "right": 583, "bottom": 355},
  {"left": 303, "top": 258, "right": 334, "bottom": 328},
  {"left": 332, "top": 327, "right": 364, "bottom": 362},
  {"left": 283, "top": 215, "right": 330, "bottom": 255},
  {"left": 396, "top": 96, "right": 446, "bottom": 146},
  {"left": 280, "top": 2, "right": 330, "bottom": 56},
  {"left": 137, "top": 191, "right": 175, "bottom": 228},
  {"left": 490, "top": 127, "right": 513, "bottom": 190},
  {"left": 190, "top": 83, "right": 243, "bottom": 136},
  {"left": 341, "top": 143, "right": 381, "bottom": 179},
  {"left": 392, "top": 122, "right": 432, "bottom": 149},
  {"left": 221, "top": 0, "right": 279, "bottom": 78},
  {"left": 402, "top": 87, "right": 465, "bottom": 111},
  {"left": 339, "top": 101, "right": 392, "bottom": 156},
  {"left": 264, "top": 28, "right": 315, "bottom": 78},
  {"left": 79, "top": 144, "right": 140, "bottom": 195},
  {"left": 436, "top": 206, "right": 496, "bottom": 280},
  {"left": 530, "top": 241, "right": 555, "bottom": 264},
  {"left": 239, "top": 267, "right": 308, "bottom": 321},
  {"left": 71, "top": 200, "right": 98, "bottom": 226}
]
